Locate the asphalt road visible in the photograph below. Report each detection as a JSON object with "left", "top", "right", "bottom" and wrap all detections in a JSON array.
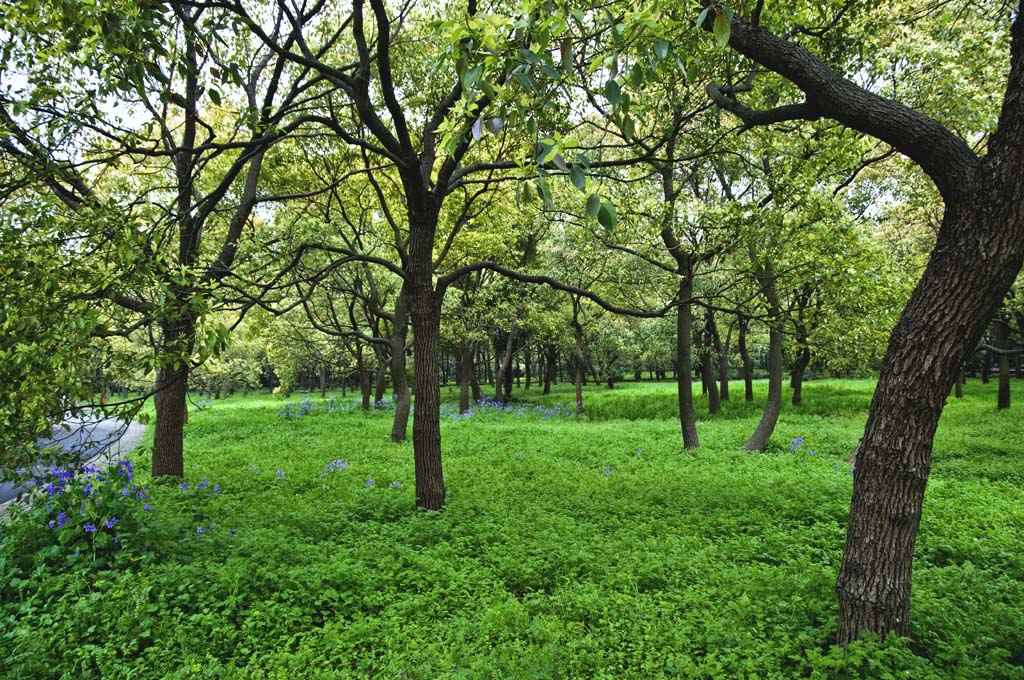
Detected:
[{"left": 0, "top": 414, "right": 134, "bottom": 505}]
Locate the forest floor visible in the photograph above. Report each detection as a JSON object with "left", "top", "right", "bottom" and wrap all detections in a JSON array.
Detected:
[{"left": 2, "top": 379, "right": 1022, "bottom": 679}]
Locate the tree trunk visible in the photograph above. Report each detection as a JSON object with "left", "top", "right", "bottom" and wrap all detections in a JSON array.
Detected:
[
  {"left": 319, "top": 364, "right": 328, "bottom": 398},
  {"left": 459, "top": 338, "right": 473, "bottom": 413},
  {"left": 790, "top": 340, "right": 811, "bottom": 407},
  {"left": 745, "top": 256, "right": 783, "bottom": 451},
  {"left": 408, "top": 214, "right": 445, "bottom": 510},
  {"left": 152, "top": 313, "right": 196, "bottom": 478},
  {"left": 995, "top": 318, "right": 1012, "bottom": 409},
  {"left": 525, "top": 348, "right": 532, "bottom": 390},
  {"left": 543, "top": 344, "right": 557, "bottom": 395},
  {"left": 572, "top": 300, "right": 585, "bottom": 416},
  {"left": 358, "top": 346, "right": 372, "bottom": 411},
  {"left": 954, "top": 365, "right": 964, "bottom": 399},
  {"left": 373, "top": 346, "right": 388, "bottom": 405},
  {"left": 702, "top": 308, "right": 721, "bottom": 414},
  {"left": 471, "top": 345, "right": 483, "bottom": 402},
  {"left": 738, "top": 314, "right": 754, "bottom": 401},
  {"left": 720, "top": 325, "right": 731, "bottom": 401},
  {"left": 495, "top": 324, "right": 517, "bottom": 403},
  {"left": 390, "top": 288, "right": 411, "bottom": 443},
  {"left": 677, "top": 277, "right": 699, "bottom": 448}
]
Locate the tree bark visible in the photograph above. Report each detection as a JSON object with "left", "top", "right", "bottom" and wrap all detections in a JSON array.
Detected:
[
  {"left": 790, "top": 341, "right": 811, "bottom": 407},
  {"left": 152, "top": 312, "right": 196, "bottom": 477},
  {"left": 702, "top": 308, "right": 721, "bottom": 414},
  {"left": 358, "top": 346, "right": 372, "bottom": 411},
  {"left": 319, "top": 364, "right": 328, "bottom": 398},
  {"left": 720, "top": 324, "right": 731, "bottom": 401},
  {"left": 995, "top": 318, "right": 1012, "bottom": 409},
  {"left": 495, "top": 324, "right": 517, "bottom": 403},
  {"left": 373, "top": 345, "right": 388, "bottom": 405},
  {"left": 572, "top": 298, "right": 585, "bottom": 416},
  {"left": 744, "top": 256, "right": 783, "bottom": 451},
  {"left": 459, "top": 338, "right": 473, "bottom": 413},
  {"left": 390, "top": 287, "right": 411, "bottom": 443},
  {"left": 543, "top": 344, "right": 557, "bottom": 395},
  {"left": 954, "top": 365, "right": 964, "bottom": 400},
  {"left": 738, "top": 314, "right": 754, "bottom": 401},
  {"left": 677, "top": 277, "right": 699, "bottom": 448}
]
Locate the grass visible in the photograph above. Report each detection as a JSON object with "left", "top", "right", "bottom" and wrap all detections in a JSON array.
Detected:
[{"left": 2, "top": 378, "right": 1023, "bottom": 678}]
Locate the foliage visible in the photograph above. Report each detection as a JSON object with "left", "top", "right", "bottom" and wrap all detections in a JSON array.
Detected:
[{"left": 2, "top": 380, "right": 1022, "bottom": 678}]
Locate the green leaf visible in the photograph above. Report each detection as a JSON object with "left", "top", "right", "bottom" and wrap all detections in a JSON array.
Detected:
[
  {"left": 208, "top": 89, "right": 221, "bottom": 107},
  {"left": 569, "top": 165, "right": 586, "bottom": 191},
  {"left": 604, "top": 78, "right": 622, "bottom": 105},
  {"left": 713, "top": 13, "right": 731, "bottom": 48},
  {"left": 654, "top": 39, "right": 670, "bottom": 61},
  {"left": 597, "top": 201, "right": 617, "bottom": 230},
  {"left": 585, "top": 193, "right": 601, "bottom": 218}
]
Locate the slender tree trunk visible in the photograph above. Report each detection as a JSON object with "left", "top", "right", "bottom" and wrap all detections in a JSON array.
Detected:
[
  {"left": 677, "top": 277, "right": 699, "bottom": 448},
  {"left": 459, "top": 338, "right": 473, "bottom": 413},
  {"left": 390, "top": 288, "right": 411, "bottom": 443},
  {"left": 720, "top": 325, "right": 731, "bottom": 401},
  {"left": 525, "top": 348, "right": 532, "bottom": 390},
  {"left": 738, "top": 314, "right": 754, "bottom": 401},
  {"left": 544, "top": 344, "right": 557, "bottom": 395},
  {"left": 572, "top": 300, "right": 584, "bottom": 416},
  {"left": 995, "top": 319, "right": 1012, "bottom": 409},
  {"left": 745, "top": 255, "right": 783, "bottom": 451},
  {"left": 702, "top": 308, "right": 721, "bottom": 414},
  {"left": 358, "top": 346, "right": 372, "bottom": 411},
  {"left": 495, "top": 324, "right": 517, "bottom": 403},
  {"left": 373, "top": 346, "right": 388, "bottom": 405},
  {"left": 982, "top": 352, "right": 991, "bottom": 383},
  {"left": 471, "top": 345, "right": 483, "bottom": 402},
  {"left": 790, "top": 332, "right": 811, "bottom": 407},
  {"left": 319, "top": 364, "right": 328, "bottom": 398},
  {"left": 954, "top": 365, "right": 964, "bottom": 399}
]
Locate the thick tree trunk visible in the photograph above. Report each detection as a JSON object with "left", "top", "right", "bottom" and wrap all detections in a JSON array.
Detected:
[
  {"left": 152, "top": 313, "right": 196, "bottom": 478},
  {"left": 408, "top": 209, "right": 446, "bottom": 510},
  {"left": 390, "top": 288, "right": 411, "bottom": 443},
  {"left": 745, "top": 257, "right": 783, "bottom": 451},
  {"left": 836, "top": 197, "right": 1024, "bottom": 645},
  {"left": 738, "top": 314, "right": 754, "bottom": 401},
  {"left": 677, "top": 278, "right": 699, "bottom": 448}
]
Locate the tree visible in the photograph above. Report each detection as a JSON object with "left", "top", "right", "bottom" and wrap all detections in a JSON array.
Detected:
[{"left": 704, "top": 1, "right": 1024, "bottom": 646}]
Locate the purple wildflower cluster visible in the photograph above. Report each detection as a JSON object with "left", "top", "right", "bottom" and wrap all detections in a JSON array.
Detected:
[
  {"left": 322, "top": 459, "right": 350, "bottom": 475},
  {"left": 444, "top": 397, "right": 569, "bottom": 421}
]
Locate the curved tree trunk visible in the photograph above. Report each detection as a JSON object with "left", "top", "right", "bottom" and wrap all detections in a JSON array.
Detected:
[
  {"left": 790, "top": 342, "right": 810, "bottom": 407},
  {"left": 745, "top": 257, "right": 783, "bottom": 451}
]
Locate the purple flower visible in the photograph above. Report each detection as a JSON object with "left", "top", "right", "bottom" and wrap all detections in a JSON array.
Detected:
[
  {"left": 197, "top": 478, "right": 208, "bottom": 491},
  {"left": 789, "top": 437, "right": 805, "bottom": 452},
  {"left": 121, "top": 487, "right": 131, "bottom": 497},
  {"left": 83, "top": 523, "right": 97, "bottom": 533},
  {"left": 196, "top": 526, "right": 206, "bottom": 534},
  {"left": 105, "top": 517, "right": 118, "bottom": 529},
  {"left": 390, "top": 481, "right": 401, "bottom": 489},
  {"left": 276, "top": 469, "right": 285, "bottom": 479},
  {"left": 213, "top": 484, "right": 221, "bottom": 494},
  {"left": 48, "top": 520, "right": 56, "bottom": 528},
  {"left": 604, "top": 466, "right": 611, "bottom": 477},
  {"left": 144, "top": 503, "right": 151, "bottom": 512},
  {"left": 365, "top": 478, "right": 375, "bottom": 488},
  {"left": 180, "top": 481, "right": 189, "bottom": 490},
  {"left": 56, "top": 512, "right": 69, "bottom": 529}
]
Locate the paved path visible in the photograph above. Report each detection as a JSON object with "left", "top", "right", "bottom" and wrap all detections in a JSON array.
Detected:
[{"left": 0, "top": 415, "right": 147, "bottom": 512}]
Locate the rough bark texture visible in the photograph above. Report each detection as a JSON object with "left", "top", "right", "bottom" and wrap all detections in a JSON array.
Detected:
[
  {"left": 790, "top": 343, "right": 810, "bottom": 407},
  {"left": 373, "top": 346, "right": 388, "bottom": 405},
  {"left": 715, "top": 5, "right": 1024, "bottom": 644},
  {"left": 701, "top": 308, "right": 721, "bottom": 414},
  {"left": 543, "top": 344, "right": 557, "bottom": 395},
  {"left": 152, "top": 313, "right": 195, "bottom": 477},
  {"left": 495, "top": 325, "right": 517, "bottom": 403},
  {"left": 408, "top": 218, "right": 446, "bottom": 510},
  {"left": 719, "top": 325, "right": 731, "bottom": 402}
]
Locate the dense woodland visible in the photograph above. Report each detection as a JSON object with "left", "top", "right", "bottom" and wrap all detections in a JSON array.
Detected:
[{"left": 2, "top": 0, "right": 1024, "bottom": 674}]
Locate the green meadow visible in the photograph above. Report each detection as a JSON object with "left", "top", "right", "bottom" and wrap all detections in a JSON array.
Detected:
[{"left": 2, "top": 379, "right": 1022, "bottom": 679}]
